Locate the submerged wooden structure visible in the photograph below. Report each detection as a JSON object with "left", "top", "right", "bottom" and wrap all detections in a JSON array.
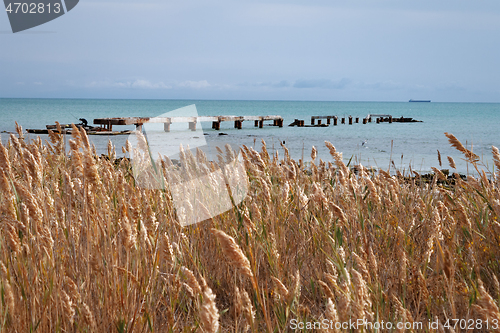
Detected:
[
  {"left": 26, "top": 123, "right": 133, "bottom": 135},
  {"left": 26, "top": 128, "right": 133, "bottom": 135},
  {"left": 26, "top": 113, "right": 420, "bottom": 135},
  {"left": 289, "top": 114, "right": 421, "bottom": 127},
  {"left": 93, "top": 115, "right": 284, "bottom": 132}
]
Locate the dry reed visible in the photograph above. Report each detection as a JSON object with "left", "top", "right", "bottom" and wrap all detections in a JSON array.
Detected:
[{"left": 0, "top": 130, "right": 497, "bottom": 332}]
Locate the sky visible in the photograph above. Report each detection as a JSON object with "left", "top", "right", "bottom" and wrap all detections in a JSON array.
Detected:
[{"left": 1, "top": 0, "right": 500, "bottom": 102}]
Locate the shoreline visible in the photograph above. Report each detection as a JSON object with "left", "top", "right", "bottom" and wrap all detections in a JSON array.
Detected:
[{"left": 1, "top": 128, "right": 494, "bottom": 176}]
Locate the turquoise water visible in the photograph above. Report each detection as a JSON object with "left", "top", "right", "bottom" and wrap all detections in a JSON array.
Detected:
[{"left": 1, "top": 98, "right": 499, "bottom": 175}]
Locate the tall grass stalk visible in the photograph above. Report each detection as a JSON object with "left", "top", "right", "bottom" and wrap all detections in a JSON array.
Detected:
[{"left": 0, "top": 130, "right": 499, "bottom": 331}]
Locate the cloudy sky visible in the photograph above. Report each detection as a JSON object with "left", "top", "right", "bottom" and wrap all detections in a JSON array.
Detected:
[{"left": 1, "top": 0, "right": 499, "bottom": 102}]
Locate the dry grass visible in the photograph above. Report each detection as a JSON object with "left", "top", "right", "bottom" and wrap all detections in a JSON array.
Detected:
[{"left": 0, "top": 127, "right": 500, "bottom": 332}]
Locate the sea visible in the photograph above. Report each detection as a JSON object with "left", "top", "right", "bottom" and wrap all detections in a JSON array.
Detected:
[{"left": 1, "top": 98, "right": 499, "bottom": 175}]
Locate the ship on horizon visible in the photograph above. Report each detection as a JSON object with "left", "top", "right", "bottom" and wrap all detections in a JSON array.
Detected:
[{"left": 409, "top": 99, "right": 431, "bottom": 102}]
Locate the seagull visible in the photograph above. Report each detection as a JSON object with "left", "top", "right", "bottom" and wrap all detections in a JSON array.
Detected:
[{"left": 361, "top": 139, "right": 368, "bottom": 147}]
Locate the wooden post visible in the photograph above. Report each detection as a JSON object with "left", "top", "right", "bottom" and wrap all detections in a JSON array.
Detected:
[
  {"left": 318, "top": 120, "right": 322, "bottom": 125},
  {"left": 164, "top": 122, "right": 171, "bottom": 132},
  {"left": 363, "top": 118, "right": 367, "bottom": 124},
  {"left": 212, "top": 121, "right": 220, "bottom": 130},
  {"left": 259, "top": 120, "right": 263, "bottom": 128},
  {"left": 389, "top": 116, "right": 393, "bottom": 123},
  {"left": 189, "top": 121, "right": 197, "bottom": 131},
  {"left": 311, "top": 118, "right": 315, "bottom": 125},
  {"left": 349, "top": 116, "right": 353, "bottom": 125},
  {"left": 376, "top": 117, "right": 380, "bottom": 124},
  {"left": 255, "top": 120, "right": 259, "bottom": 127},
  {"left": 278, "top": 119, "right": 283, "bottom": 127},
  {"left": 368, "top": 117, "right": 372, "bottom": 123},
  {"left": 300, "top": 120, "right": 304, "bottom": 127},
  {"left": 355, "top": 117, "right": 359, "bottom": 123},
  {"left": 234, "top": 120, "right": 242, "bottom": 129},
  {"left": 341, "top": 117, "right": 345, "bottom": 124},
  {"left": 327, "top": 118, "right": 331, "bottom": 125},
  {"left": 333, "top": 117, "right": 338, "bottom": 126}
]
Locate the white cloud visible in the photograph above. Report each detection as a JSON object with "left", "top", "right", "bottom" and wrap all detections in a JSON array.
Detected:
[
  {"left": 88, "top": 79, "right": 171, "bottom": 89},
  {"left": 177, "top": 80, "right": 211, "bottom": 89},
  {"left": 131, "top": 80, "right": 171, "bottom": 89},
  {"left": 86, "top": 79, "right": 219, "bottom": 90}
]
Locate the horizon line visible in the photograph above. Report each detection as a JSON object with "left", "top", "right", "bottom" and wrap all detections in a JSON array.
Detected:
[{"left": 1, "top": 97, "right": 497, "bottom": 104}]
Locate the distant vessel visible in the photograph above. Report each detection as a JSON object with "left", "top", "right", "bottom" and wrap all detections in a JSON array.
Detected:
[{"left": 409, "top": 99, "right": 431, "bottom": 102}]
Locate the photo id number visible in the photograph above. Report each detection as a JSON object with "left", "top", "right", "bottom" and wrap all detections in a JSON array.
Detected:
[{"left": 6, "top": 2, "right": 61, "bottom": 14}]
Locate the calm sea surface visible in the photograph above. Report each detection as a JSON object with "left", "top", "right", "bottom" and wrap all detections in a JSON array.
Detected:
[{"left": 1, "top": 98, "right": 499, "bottom": 175}]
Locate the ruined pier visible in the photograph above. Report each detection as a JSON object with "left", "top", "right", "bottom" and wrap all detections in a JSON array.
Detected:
[{"left": 93, "top": 115, "right": 284, "bottom": 132}]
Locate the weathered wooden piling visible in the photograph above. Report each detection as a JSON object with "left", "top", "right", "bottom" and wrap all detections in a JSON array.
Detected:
[
  {"left": 95, "top": 115, "right": 283, "bottom": 132},
  {"left": 164, "top": 121, "right": 171, "bottom": 132},
  {"left": 102, "top": 120, "right": 113, "bottom": 131},
  {"left": 94, "top": 113, "right": 416, "bottom": 133}
]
